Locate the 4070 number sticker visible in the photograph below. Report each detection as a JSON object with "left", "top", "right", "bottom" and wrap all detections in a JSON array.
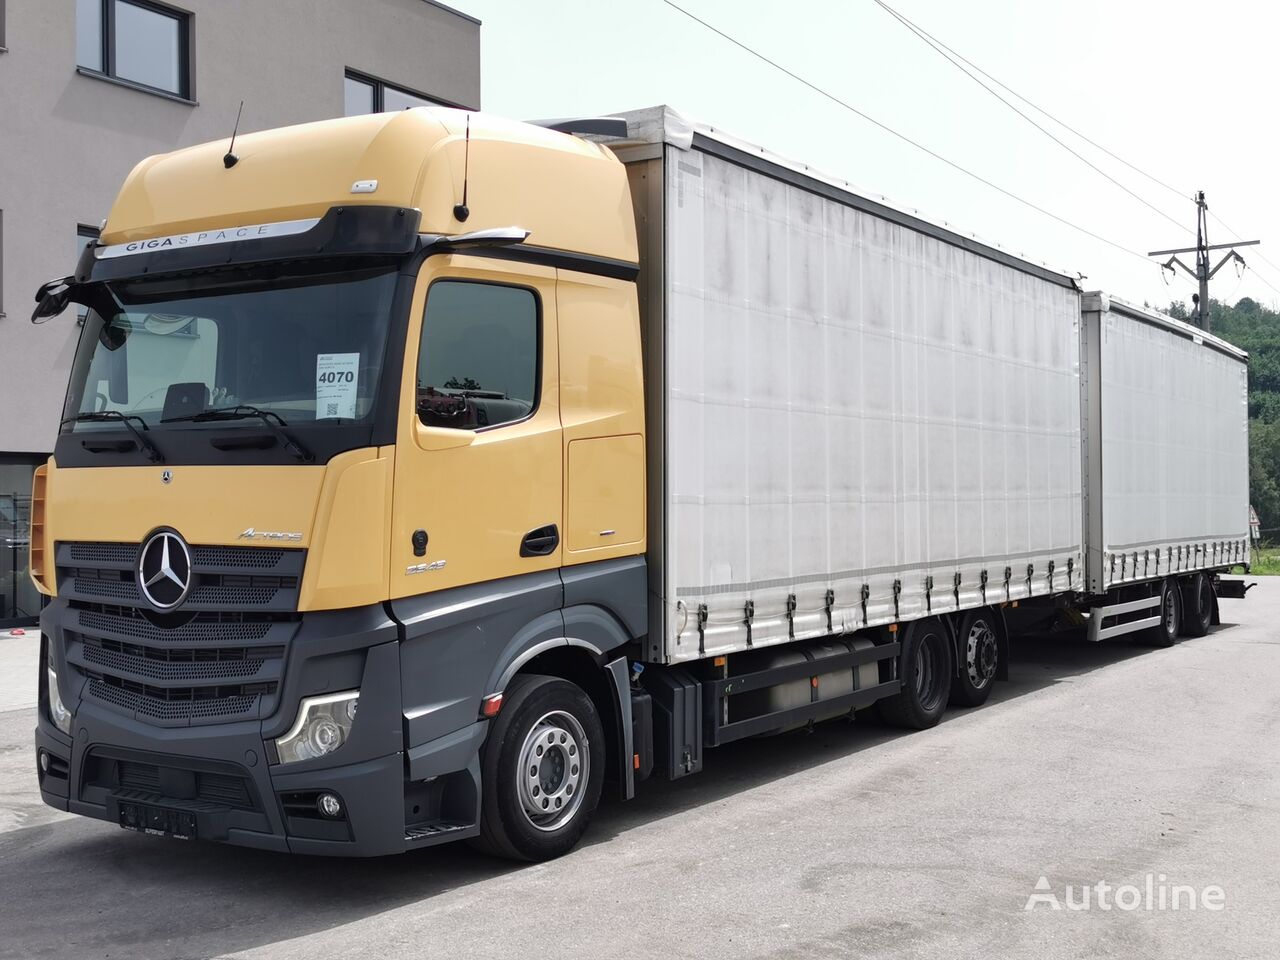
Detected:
[{"left": 316, "top": 353, "right": 360, "bottom": 420}]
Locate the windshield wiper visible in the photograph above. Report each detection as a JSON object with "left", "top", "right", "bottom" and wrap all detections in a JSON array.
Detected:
[
  {"left": 61, "top": 411, "right": 164, "bottom": 463},
  {"left": 164, "top": 405, "right": 314, "bottom": 462}
]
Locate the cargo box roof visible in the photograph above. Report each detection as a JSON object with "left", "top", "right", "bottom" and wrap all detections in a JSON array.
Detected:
[
  {"left": 1083, "top": 291, "right": 1248, "bottom": 361},
  {"left": 602, "top": 105, "right": 1079, "bottom": 290}
]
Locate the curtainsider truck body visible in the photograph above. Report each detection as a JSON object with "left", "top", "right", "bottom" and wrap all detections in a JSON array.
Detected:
[{"left": 30, "top": 105, "right": 1248, "bottom": 861}]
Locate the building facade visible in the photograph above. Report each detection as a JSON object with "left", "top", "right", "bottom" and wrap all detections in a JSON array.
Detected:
[{"left": 0, "top": 0, "right": 481, "bottom": 624}]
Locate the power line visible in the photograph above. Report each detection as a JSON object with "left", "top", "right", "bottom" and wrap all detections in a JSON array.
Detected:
[
  {"left": 870, "top": 0, "right": 1280, "bottom": 297},
  {"left": 1210, "top": 211, "right": 1280, "bottom": 281},
  {"left": 659, "top": 0, "right": 1154, "bottom": 267},
  {"left": 872, "top": 0, "right": 1193, "bottom": 239},
  {"left": 870, "top": 0, "right": 1193, "bottom": 206}
]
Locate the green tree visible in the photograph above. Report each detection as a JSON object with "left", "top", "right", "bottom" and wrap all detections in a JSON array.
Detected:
[{"left": 1192, "top": 296, "right": 1280, "bottom": 537}]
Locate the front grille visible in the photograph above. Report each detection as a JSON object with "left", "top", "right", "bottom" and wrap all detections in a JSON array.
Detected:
[
  {"left": 88, "top": 678, "right": 265, "bottom": 722},
  {"left": 80, "top": 637, "right": 280, "bottom": 681},
  {"left": 68, "top": 542, "right": 138, "bottom": 565},
  {"left": 194, "top": 546, "right": 288, "bottom": 570},
  {"left": 56, "top": 539, "right": 304, "bottom": 727},
  {"left": 55, "top": 541, "right": 305, "bottom": 613},
  {"left": 79, "top": 607, "right": 276, "bottom": 644}
]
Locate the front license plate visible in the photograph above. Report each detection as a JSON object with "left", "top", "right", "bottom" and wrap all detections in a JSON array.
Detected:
[{"left": 117, "top": 801, "right": 197, "bottom": 840}]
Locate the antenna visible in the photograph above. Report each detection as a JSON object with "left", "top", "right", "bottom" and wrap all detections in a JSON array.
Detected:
[
  {"left": 223, "top": 100, "right": 245, "bottom": 169},
  {"left": 453, "top": 114, "right": 471, "bottom": 222}
]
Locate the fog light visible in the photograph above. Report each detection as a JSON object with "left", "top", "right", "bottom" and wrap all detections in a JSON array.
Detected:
[
  {"left": 317, "top": 792, "right": 343, "bottom": 819},
  {"left": 38, "top": 750, "right": 49, "bottom": 773}
]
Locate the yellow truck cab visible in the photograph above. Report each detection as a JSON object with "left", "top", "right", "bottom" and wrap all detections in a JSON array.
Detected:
[
  {"left": 31, "top": 105, "right": 1251, "bottom": 861},
  {"left": 34, "top": 108, "right": 649, "bottom": 860}
]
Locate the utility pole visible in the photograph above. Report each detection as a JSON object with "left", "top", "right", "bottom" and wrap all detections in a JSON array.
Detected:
[{"left": 1149, "top": 192, "right": 1259, "bottom": 334}]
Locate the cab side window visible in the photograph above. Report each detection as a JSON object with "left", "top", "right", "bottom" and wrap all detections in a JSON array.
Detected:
[{"left": 416, "top": 281, "right": 538, "bottom": 430}]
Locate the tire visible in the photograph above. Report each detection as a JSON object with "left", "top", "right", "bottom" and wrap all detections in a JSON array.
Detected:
[
  {"left": 878, "top": 618, "right": 953, "bottom": 729},
  {"left": 950, "top": 610, "right": 1000, "bottom": 708},
  {"left": 1180, "top": 573, "right": 1213, "bottom": 638},
  {"left": 474, "top": 674, "right": 605, "bottom": 862},
  {"left": 1144, "top": 579, "right": 1181, "bottom": 648}
]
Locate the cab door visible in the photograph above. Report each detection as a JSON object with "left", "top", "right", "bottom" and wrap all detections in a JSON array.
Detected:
[{"left": 390, "top": 254, "right": 561, "bottom": 597}]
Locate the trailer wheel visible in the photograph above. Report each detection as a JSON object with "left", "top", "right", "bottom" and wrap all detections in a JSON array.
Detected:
[
  {"left": 878, "top": 618, "right": 953, "bottom": 729},
  {"left": 1180, "top": 573, "right": 1213, "bottom": 638},
  {"left": 475, "top": 674, "right": 605, "bottom": 862},
  {"left": 1144, "top": 579, "right": 1181, "bottom": 648},
  {"left": 950, "top": 610, "right": 999, "bottom": 708}
]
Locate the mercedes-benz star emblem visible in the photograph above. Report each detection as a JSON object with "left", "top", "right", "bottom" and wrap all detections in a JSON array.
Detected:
[{"left": 137, "top": 530, "right": 193, "bottom": 610}]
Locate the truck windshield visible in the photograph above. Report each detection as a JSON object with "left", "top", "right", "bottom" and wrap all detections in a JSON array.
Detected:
[{"left": 62, "top": 265, "right": 399, "bottom": 433}]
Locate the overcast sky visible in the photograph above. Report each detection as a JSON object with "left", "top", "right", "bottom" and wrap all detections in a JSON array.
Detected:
[{"left": 454, "top": 0, "right": 1279, "bottom": 311}]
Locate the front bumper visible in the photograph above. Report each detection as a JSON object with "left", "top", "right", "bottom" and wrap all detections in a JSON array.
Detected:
[
  {"left": 36, "top": 602, "right": 485, "bottom": 856},
  {"left": 35, "top": 702, "right": 485, "bottom": 856}
]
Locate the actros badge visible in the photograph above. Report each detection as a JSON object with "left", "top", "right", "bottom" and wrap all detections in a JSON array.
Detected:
[{"left": 238, "top": 527, "right": 303, "bottom": 542}]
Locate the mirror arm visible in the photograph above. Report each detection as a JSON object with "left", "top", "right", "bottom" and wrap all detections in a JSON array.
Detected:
[{"left": 420, "top": 226, "right": 532, "bottom": 253}]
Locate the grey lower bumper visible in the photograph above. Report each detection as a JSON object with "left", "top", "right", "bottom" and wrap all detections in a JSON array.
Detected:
[
  {"left": 36, "top": 600, "right": 487, "bottom": 857},
  {"left": 35, "top": 704, "right": 484, "bottom": 856}
]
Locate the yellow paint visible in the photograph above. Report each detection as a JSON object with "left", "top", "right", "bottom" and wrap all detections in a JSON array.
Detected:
[
  {"left": 389, "top": 255, "right": 564, "bottom": 597},
  {"left": 556, "top": 268, "right": 646, "bottom": 564},
  {"left": 102, "top": 108, "right": 638, "bottom": 265},
  {"left": 38, "top": 452, "right": 397, "bottom": 611},
  {"left": 297, "top": 448, "right": 393, "bottom": 610},
  {"left": 565, "top": 436, "right": 644, "bottom": 553},
  {"left": 52, "top": 107, "right": 653, "bottom": 611},
  {"left": 42, "top": 460, "right": 324, "bottom": 546}
]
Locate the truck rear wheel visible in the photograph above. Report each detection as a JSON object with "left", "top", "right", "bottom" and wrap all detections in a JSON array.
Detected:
[
  {"left": 475, "top": 674, "right": 605, "bottom": 862},
  {"left": 878, "top": 618, "right": 952, "bottom": 729},
  {"left": 949, "top": 610, "right": 999, "bottom": 708},
  {"left": 1144, "top": 579, "right": 1181, "bottom": 648},
  {"left": 1180, "top": 573, "right": 1213, "bottom": 637}
]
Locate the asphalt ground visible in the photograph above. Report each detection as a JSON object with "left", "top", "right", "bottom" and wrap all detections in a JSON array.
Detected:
[{"left": 1, "top": 579, "right": 1277, "bottom": 960}]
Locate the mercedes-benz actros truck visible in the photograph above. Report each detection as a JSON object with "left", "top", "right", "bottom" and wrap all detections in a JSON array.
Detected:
[{"left": 30, "top": 106, "right": 1250, "bottom": 861}]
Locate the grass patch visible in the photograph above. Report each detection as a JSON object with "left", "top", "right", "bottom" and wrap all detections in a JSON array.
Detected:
[{"left": 1250, "top": 547, "right": 1280, "bottom": 576}]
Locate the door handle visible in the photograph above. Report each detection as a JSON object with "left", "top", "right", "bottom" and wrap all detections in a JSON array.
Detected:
[{"left": 520, "top": 524, "right": 560, "bottom": 558}]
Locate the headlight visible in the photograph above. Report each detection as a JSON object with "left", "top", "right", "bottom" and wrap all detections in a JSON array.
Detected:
[
  {"left": 275, "top": 691, "right": 358, "bottom": 764},
  {"left": 47, "top": 664, "right": 73, "bottom": 736}
]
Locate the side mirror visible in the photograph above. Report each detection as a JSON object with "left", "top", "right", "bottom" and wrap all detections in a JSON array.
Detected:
[{"left": 31, "top": 278, "right": 74, "bottom": 323}]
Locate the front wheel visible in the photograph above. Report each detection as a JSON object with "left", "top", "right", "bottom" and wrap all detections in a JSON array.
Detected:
[{"left": 475, "top": 674, "right": 605, "bottom": 862}]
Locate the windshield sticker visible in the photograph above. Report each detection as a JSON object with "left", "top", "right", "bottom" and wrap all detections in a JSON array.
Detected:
[{"left": 316, "top": 353, "right": 359, "bottom": 420}]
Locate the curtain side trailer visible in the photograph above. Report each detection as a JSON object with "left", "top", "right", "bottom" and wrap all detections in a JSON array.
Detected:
[{"left": 31, "top": 105, "right": 1249, "bottom": 861}]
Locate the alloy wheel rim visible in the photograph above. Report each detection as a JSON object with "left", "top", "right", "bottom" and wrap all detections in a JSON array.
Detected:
[
  {"left": 966, "top": 620, "right": 998, "bottom": 689},
  {"left": 516, "top": 710, "right": 589, "bottom": 832}
]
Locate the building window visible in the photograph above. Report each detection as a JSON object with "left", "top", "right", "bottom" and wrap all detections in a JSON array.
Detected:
[
  {"left": 416, "top": 282, "right": 539, "bottom": 430},
  {"left": 77, "top": 0, "right": 192, "bottom": 99},
  {"left": 344, "top": 70, "right": 445, "bottom": 117}
]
